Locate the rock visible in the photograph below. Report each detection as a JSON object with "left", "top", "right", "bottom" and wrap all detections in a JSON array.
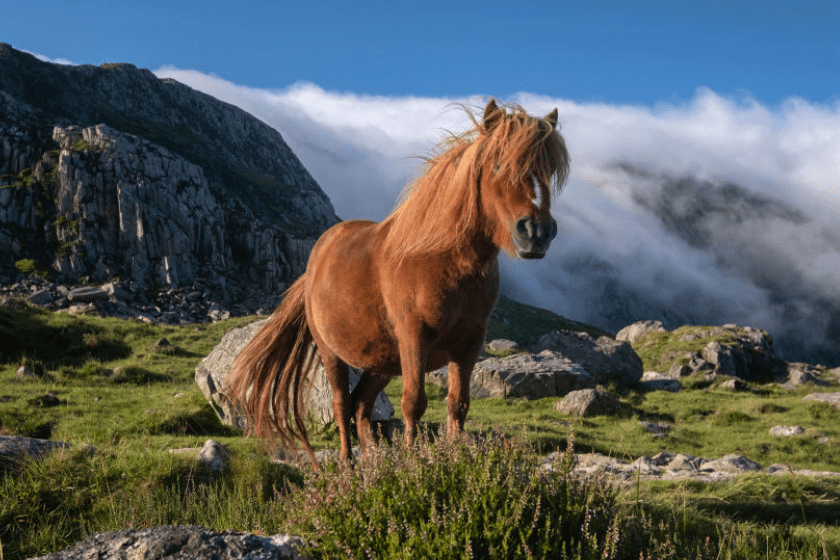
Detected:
[
  {"left": 636, "top": 324, "right": 780, "bottom": 381},
  {"left": 28, "top": 525, "right": 306, "bottom": 560},
  {"left": 718, "top": 378, "right": 747, "bottom": 391},
  {"left": 639, "top": 421, "right": 672, "bottom": 436},
  {"left": 26, "top": 288, "right": 54, "bottom": 306},
  {"left": 530, "top": 330, "right": 643, "bottom": 385},
  {"left": 770, "top": 425, "right": 805, "bottom": 437},
  {"left": 616, "top": 320, "right": 665, "bottom": 344},
  {"left": 554, "top": 389, "right": 621, "bottom": 417},
  {"left": 15, "top": 364, "right": 37, "bottom": 380},
  {"left": 802, "top": 392, "right": 840, "bottom": 409},
  {"left": 0, "top": 435, "right": 69, "bottom": 464},
  {"left": 629, "top": 455, "right": 659, "bottom": 474},
  {"left": 67, "top": 286, "right": 111, "bottom": 303},
  {"left": 0, "top": 45, "right": 339, "bottom": 307},
  {"left": 27, "top": 393, "right": 61, "bottom": 407},
  {"left": 667, "top": 362, "right": 692, "bottom": 377},
  {"left": 700, "top": 454, "right": 761, "bottom": 473},
  {"left": 486, "top": 338, "right": 519, "bottom": 353},
  {"left": 427, "top": 350, "right": 593, "bottom": 399},
  {"left": 195, "top": 319, "right": 394, "bottom": 429},
  {"left": 640, "top": 371, "right": 681, "bottom": 392},
  {"left": 197, "top": 439, "right": 231, "bottom": 472},
  {"left": 784, "top": 363, "right": 829, "bottom": 387},
  {"left": 663, "top": 453, "right": 702, "bottom": 471},
  {"left": 701, "top": 342, "right": 737, "bottom": 377},
  {"left": 149, "top": 337, "right": 177, "bottom": 355}
]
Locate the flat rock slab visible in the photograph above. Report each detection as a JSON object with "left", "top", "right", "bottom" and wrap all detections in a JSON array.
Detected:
[
  {"left": 428, "top": 350, "right": 593, "bottom": 399},
  {"left": 29, "top": 525, "right": 305, "bottom": 560},
  {"left": 802, "top": 392, "right": 840, "bottom": 409},
  {"left": 0, "top": 435, "right": 69, "bottom": 462}
]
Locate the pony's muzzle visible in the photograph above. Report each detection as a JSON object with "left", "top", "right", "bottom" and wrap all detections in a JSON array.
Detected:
[{"left": 512, "top": 216, "right": 557, "bottom": 259}]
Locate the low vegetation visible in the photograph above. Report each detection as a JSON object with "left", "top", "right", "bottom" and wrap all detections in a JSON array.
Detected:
[{"left": 1, "top": 301, "right": 839, "bottom": 559}]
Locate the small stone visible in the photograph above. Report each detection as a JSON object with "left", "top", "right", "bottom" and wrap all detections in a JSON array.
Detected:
[
  {"left": 197, "top": 439, "right": 231, "bottom": 473},
  {"left": 719, "top": 378, "right": 747, "bottom": 391},
  {"left": 149, "top": 337, "right": 176, "bottom": 355},
  {"left": 769, "top": 425, "right": 805, "bottom": 437},
  {"left": 554, "top": 389, "right": 621, "bottom": 417},
  {"left": 15, "top": 365, "right": 37, "bottom": 380},
  {"left": 641, "top": 371, "right": 681, "bottom": 392},
  {"left": 639, "top": 421, "right": 672, "bottom": 436},
  {"left": 28, "top": 393, "right": 61, "bottom": 407},
  {"left": 486, "top": 339, "right": 519, "bottom": 353}
]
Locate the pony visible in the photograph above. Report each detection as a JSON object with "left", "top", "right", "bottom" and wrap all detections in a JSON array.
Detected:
[{"left": 228, "top": 99, "right": 570, "bottom": 464}]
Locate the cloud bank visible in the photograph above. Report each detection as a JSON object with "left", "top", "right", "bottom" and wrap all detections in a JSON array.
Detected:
[{"left": 155, "top": 67, "right": 840, "bottom": 365}]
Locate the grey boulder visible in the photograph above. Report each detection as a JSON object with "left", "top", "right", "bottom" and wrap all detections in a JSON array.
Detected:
[
  {"left": 28, "top": 525, "right": 305, "bottom": 560},
  {"left": 195, "top": 319, "right": 393, "bottom": 429},
  {"left": 530, "top": 330, "right": 643, "bottom": 385}
]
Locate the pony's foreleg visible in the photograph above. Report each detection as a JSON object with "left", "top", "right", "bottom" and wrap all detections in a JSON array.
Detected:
[
  {"left": 350, "top": 372, "right": 392, "bottom": 455},
  {"left": 398, "top": 336, "right": 429, "bottom": 443},
  {"left": 322, "top": 351, "right": 354, "bottom": 462},
  {"left": 446, "top": 336, "right": 484, "bottom": 438}
]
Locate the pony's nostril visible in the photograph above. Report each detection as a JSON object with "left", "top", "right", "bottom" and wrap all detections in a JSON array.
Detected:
[
  {"left": 516, "top": 218, "right": 533, "bottom": 239},
  {"left": 550, "top": 219, "right": 558, "bottom": 240}
]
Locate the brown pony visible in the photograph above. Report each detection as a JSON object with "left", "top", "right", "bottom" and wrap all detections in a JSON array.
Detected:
[{"left": 228, "top": 99, "right": 570, "bottom": 464}]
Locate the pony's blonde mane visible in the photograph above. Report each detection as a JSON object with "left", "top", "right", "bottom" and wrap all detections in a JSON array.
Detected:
[{"left": 381, "top": 102, "right": 570, "bottom": 264}]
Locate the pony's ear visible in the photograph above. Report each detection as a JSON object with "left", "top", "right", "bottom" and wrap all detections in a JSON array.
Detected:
[
  {"left": 545, "top": 108, "right": 558, "bottom": 131},
  {"left": 482, "top": 99, "right": 504, "bottom": 133}
]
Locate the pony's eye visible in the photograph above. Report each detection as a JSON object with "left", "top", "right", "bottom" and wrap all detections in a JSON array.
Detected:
[{"left": 492, "top": 163, "right": 500, "bottom": 173}]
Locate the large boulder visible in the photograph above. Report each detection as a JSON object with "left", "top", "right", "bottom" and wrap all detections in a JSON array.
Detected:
[
  {"left": 427, "top": 350, "right": 593, "bottom": 400},
  {"left": 29, "top": 525, "right": 304, "bottom": 560},
  {"left": 530, "top": 330, "right": 643, "bottom": 385},
  {"left": 195, "top": 320, "right": 394, "bottom": 429}
]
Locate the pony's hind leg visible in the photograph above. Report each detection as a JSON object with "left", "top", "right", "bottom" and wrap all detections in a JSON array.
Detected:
[
  {"left": 350, "top": 372, "right": 392, "bottom": 456},
  {"left": 321, "top": 350, "right": 354, "bottom": 462}
]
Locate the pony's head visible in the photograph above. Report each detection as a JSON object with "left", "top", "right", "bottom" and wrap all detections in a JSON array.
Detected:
[
  {"left": 476, "top": 99, "right": 570, "bottom": 259},
  {"left": 382, "top": 99, "right": 569, "bottom": 268}
]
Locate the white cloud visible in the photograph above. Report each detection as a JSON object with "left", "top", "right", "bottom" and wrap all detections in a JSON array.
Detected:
[{"left": 155, "top": 67, "right": 840, "bottom": 363}]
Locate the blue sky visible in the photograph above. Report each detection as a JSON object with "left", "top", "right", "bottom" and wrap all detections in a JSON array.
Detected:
[{"left": 2, "top": 0, "right": 838, "bottom": 105}]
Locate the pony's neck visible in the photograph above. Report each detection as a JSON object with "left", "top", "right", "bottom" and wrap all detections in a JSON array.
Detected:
[{"left": 380, "top": 141, "right": 494, "bottom": 275}]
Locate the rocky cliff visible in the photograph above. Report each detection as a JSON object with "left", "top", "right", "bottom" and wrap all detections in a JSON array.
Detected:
[{"left": 0, "top": 43, "right": 338, "bottom": 309}]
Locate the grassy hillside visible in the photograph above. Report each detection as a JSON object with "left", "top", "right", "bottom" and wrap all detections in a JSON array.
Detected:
[{"left": 1, "top": 300, "right": 840, "bottom": 559}]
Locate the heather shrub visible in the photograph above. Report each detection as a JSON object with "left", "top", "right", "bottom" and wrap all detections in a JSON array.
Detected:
[{"left": 284, "top": 431, "right": 715, "bottom": 560}]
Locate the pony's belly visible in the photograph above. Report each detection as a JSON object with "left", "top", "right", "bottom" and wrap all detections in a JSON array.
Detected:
[{"left": 306, "top": 220, "right": 402, "bottom": 374}]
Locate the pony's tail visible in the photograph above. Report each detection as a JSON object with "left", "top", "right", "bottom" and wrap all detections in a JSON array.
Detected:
[{"left": 226, "top": 275, "right": 318, "bottom": 464}]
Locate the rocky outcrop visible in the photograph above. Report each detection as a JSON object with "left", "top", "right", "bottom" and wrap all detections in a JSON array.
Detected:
[
  {"left": 195, "top": 319, "right": 394, "bottom": 429},
  {"left": 0, "top": 44, "right": 339, "bottom": 308},
  {"left": 632, "top": 323, "right": 782, "bottom": 382},
  {"left": 29, "top": 525, "right": 305, "bottom": 560},
  {"left": 530, "top": 330, "right": 643, "bottom": 385},
  {"left": 616, "top": 320, "right": 665, "bottom": 344},
  {"left": 427, "top": 349, "right": 593, "bottom": 399}
]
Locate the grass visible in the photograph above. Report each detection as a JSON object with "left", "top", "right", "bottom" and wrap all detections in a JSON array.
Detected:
[{"left": 1, "top": 301, "right": 839, "bottom": 559}]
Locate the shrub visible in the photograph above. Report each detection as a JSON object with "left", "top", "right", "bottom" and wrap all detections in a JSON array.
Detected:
[{"left": 283, "top": 432, "right": 714, "bottom": 559}]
